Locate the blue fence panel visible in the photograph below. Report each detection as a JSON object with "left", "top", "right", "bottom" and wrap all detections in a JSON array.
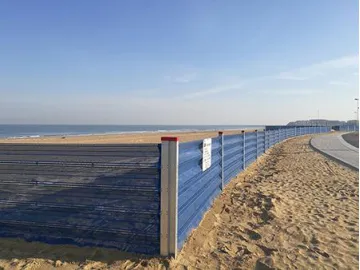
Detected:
[
  {"left": 338, "top": 125, "right": 359, "bottom": 132},
  {"left": 223, "top": 134, "right": 244, "bottom": 184},
  {"left": 278, "top": 129, "right": 282, "bottom": 141},
  {"left": 264, "top": 131, "right": 269, "bottom": 150},
  {"left": 178, "top": 137, "right": 222, "bottom": 250},
  {"left": 274, "top": 130, "right": 278, "bottom": 144},
  {"left": 257, "top": 131, "right": 265, "bottom": 157},
  {"left": 177, "top": 125, "right": 333, "bottom": 253},
  {"left": 0, "top": 143, "right": 161, "bottom": 254},
  {"left": 290, "top": 128, "right": 296, "bottom": 137},
  {"left": 270, "top": 130, "right": 276, "bottom": 146},
  {"left": 245, "top": 132, "right": 257, "bottom": 167}
]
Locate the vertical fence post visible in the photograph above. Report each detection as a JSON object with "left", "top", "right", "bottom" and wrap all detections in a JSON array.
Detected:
[
  {"left": 218, "top": 132, "right": 224, "bottom": 190},
  {"left": 242, "top": 130, "right": 246, "bottom": 170},
  {"left": 160, "top": 137, "right": 179, "bottom": 257},
  {"left": 255, "top": 130, "right": 258, "bottom": 159},
  {"left": 264, "top": 130, "right": 266, "bottom": 152}
]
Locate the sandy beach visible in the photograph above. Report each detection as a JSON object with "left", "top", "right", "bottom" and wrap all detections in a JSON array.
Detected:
[
  {"left": 0, "top": 130, "right": 254, "bottom": 144},
  {"left": 0, "top": 135, "right": 358, "bottom": 269}
]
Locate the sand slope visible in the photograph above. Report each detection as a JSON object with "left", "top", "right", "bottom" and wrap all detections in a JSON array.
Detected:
[{"left": 0, "top": 135, "right": 358, "bottom": 269}]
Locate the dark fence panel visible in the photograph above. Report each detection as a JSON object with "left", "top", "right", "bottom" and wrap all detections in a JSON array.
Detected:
[
  {"left": 334, "top": 125, "right": 359, "bottom": 132},
  {"left": 257, "top": 131, "right": 265, "bottom": 157},
  {"left": 245, "top": 132, "right": 257, "bottom": 167},
  {"left": 224, "top": 134, "right": 244, "bottom": 184},
  {"left": 177, "top": 137, "right": 222, "bottom": 250},
  {"left": 0, "top": 143, "right": 161, "bottom": 254}
]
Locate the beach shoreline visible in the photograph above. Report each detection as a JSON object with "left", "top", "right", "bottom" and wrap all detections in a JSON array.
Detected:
[{"left": 0, "top": 129, "right": 259, "bottom": 144}]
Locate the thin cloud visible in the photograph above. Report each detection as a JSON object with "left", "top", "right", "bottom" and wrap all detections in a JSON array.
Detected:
[
  {"left": 274, "top": 55, "right": 358, "bottom": 81},
  {"left": 180, "top": 83, "right": 244, "bottom": 99},
  {"left": 175, "top": 55, "right": 357, "bottom": 100},
  {"left": 329, "top": 81, "right": 350, "bottom": 86},
  {"left": 275, "top": 72, "right": 308, "bottom": 80},
  {"left": 260, "top": 89, "right": 322, "bottom": 96},
  {"left": 165, "top": 73, "right": 197, "bottom": 84}
]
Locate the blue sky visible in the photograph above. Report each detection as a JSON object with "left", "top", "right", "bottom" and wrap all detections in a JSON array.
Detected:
[{"left": 0, "top": 0, "right": 358, "bottom": 124}]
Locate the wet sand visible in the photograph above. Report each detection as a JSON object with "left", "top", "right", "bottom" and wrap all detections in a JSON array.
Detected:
[{"left": 0, "top": 135, "right": 358, "bottom": 269}]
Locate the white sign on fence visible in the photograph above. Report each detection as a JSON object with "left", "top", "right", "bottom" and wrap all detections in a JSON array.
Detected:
[{"left": 202, "top": 138, "right": 212, "bottom": 171}]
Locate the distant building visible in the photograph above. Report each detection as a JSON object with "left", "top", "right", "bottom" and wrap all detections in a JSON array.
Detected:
[{"left": 287, "top": 119, "right": 350, "bottom": 127}]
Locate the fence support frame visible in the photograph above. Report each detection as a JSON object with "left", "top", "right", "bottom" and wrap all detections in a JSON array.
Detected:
[
  {"left": 242, "top": 131, "right": 245, "bottom": 170},
  {"left": 255, "top": 130, "right": 258, "bottom": 159},
  {"left": 264, "top": 130, "right": 266, "bottom": 152},
  {"left": 160, "top": 137, "right": 179, "bottom": 257},
  {"left": 218, "top": 132, "right": 224, "bottom": 190}
]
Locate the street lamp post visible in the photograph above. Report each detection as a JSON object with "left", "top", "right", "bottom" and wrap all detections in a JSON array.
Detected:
[{"left": 355, "top": 98, "right": 359, "bottom": 124}]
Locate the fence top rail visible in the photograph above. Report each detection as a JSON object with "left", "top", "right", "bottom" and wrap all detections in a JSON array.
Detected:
[{"left": 0, "top": 143, "right": 161, "bottom": 148}]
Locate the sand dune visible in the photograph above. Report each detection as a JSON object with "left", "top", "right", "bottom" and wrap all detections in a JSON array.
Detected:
[{"left": 0, "top": 135, "right": 358, "bottom": 269}]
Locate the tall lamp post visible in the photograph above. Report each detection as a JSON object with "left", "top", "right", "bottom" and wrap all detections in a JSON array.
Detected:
[{"left": 355, "top": 98, "right": 359, "bottom": 124}]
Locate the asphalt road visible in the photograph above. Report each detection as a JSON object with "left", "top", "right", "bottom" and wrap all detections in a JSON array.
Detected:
[{"left": 342, "top": 132, "right": 359, "bottom": 148}]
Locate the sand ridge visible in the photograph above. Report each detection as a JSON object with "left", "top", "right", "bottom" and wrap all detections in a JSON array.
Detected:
[{"left": 0, "top": 135, "right": 358, "bottom": 269}]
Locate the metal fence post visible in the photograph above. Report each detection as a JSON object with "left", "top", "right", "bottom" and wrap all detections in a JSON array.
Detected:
[
  {"left": 218, "top": 132, "right": 224, "bottom": 190},
  {"left": 160, "top": 137, "right": 179, "bottom": 257},
  {"left": 255, "top": 130, "right": 258, "bottom": 159},
  {"left": 242, "top": 130, "right": 245, "bottom": 170},
  {"left": 264, "top": 130, "right": 266, "bottom": 152}
]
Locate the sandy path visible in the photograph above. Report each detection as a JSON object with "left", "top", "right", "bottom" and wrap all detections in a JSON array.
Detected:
[{"left": 0, "top": 135, "right": 358, "bottom": 269}]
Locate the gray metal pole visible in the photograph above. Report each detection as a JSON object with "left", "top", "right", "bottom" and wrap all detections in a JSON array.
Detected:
[
  {"left": 242, "top": 130, "right": 245, "bottom": 170},
  {"left": 218, "top": 132, "right": 224, "bottom": 190},
  {"left": 255, "top": 130, "right": 258, "bottom": 159},
  {"left": 160, "top": 137, "right": 179, "bottom": 257}
]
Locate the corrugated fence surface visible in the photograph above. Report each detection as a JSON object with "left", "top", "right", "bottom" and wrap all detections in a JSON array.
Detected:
[
  {"left": 224, "top": 134, "right": 244, "bottom": 184},
  {"left": 177, "top": 138, "right": 222, "bottom": 249},
  {"left": 0, "top": 143, "right": 161, "bottom": 254},
  {"left": 336, "top": 125, "right": 359, "bottom": 132},
  {"left": 0, "top": 126, "right": 333, "bottom": 255},
  {"left": 177, "top": 127, "right": 331, "bottom": 250},
  {"left": 245, "top": 132, "right": 257, "bottom": 167}
]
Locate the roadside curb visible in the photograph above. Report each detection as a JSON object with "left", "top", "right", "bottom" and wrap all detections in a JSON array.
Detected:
[
  {"left": 309, "top": 137, "right": 359, "bottom": 171},
  {"left": 338, "top": 133, "right": 359, "bottom": 152}
]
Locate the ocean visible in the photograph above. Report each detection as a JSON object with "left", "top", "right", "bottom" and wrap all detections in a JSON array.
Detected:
[{"left": 0, "top": 124, "right": 264, "bottom": 139}]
